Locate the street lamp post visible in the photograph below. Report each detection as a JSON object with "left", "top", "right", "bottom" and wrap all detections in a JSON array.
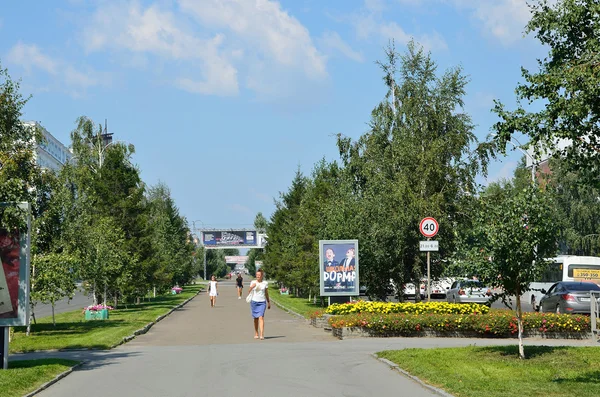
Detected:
[
  {"left": 192, "top": 220, "right": 206, "bottom": 279},
  {"left": 493, "top": 134, "right": 537, "bottom": 183}
]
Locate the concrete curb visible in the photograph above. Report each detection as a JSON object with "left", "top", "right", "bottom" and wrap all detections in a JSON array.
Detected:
[
  {"left": 270, "top": 298, "right": 308, "bottom": 321},
  {"left": 113, "top": 289, "right": 202, "bottom": 347},
  {"left": 24, "top": 361, "right": 84, "bottom": 397},
  {"left": 372, "top": 354, "right": 454, "bottom": 397}
]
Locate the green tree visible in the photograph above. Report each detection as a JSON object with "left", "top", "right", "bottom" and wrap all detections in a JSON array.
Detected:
[
  {"left": 0, "top": 63, "right": 41, "bottom": 228},
  {"left": 336, "top": 42, "right": 484, "bottom": 300},
  {"left": 460, "top": 186, "right": 558, "bottom": 359},
  {"left": 492, "top": 0, "right": 600, "bottom": 188},
  {"left": 30, "top": 253, "right": 77, "bottom": 326}
]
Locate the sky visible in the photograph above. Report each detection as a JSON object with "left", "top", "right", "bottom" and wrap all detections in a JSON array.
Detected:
[{"left": 0, "top": 0, "right": 547, "bottom": 230}]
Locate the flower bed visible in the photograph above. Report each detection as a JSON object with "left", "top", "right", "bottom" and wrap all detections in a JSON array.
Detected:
[
  {"left": 326, "top": 301, "right": 489, "bottom": 316},
  {"left": 328, "top": 311, "right": 591, "bottom": 337},
  {"left": 82, "top": 304, "right": 113, "bottom": 321}
]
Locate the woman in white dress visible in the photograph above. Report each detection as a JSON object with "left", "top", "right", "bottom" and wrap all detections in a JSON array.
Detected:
[
  {"left": 248, "top": 269, "right": 270, "bottom": 340},
  {"left": 208, "top": 275, "right": 218, "bottom": 308}
]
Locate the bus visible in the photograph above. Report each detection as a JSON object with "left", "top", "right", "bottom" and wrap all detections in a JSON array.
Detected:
[{"left": 527, "top": 255, "right": 600, "bottom": 311}]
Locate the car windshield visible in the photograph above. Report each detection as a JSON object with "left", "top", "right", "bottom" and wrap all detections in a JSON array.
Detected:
[
  {"left": 564, "top": 283, "right": 600, "bottom": 291},
  {"left": 462, "top": 281, "right": 484, "bottom": 288}
]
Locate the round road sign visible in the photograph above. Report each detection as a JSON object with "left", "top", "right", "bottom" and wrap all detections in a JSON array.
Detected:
[{"left": 419, "top": 217, "right": 439, "bottom": 238}]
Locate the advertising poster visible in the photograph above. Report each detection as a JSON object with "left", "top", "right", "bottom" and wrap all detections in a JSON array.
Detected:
[
  {"left": 202, "top": 231, "right": 258, "bottom": 248},
  {"left": 319, "top": 240, "right": 359, "bottom": 296},
  {"left": 0, "top": 203, "right": 31, "bottom": 327}
]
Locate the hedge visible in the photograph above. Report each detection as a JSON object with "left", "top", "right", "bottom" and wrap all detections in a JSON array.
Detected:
[{"left": 328, "top": 311, "right": 591, "bottom": 336}]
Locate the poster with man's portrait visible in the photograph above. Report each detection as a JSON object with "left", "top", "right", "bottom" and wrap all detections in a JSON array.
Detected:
[
  {"left": 0, "top": 203, "right": 31, "bottom": 327},
  {"left": 319, "top": 240, "right": 359, "bottom": 296}
]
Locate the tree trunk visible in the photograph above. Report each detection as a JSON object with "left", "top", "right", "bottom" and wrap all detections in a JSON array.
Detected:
[
  {"left": 103, "top": 283, "right": 107, "bottom": 307},
  {"left": 52, "top": 302, "right": 56, "bottom": 327},
  {"left": 153, "top": 286, "right": 156, "bottom": 298},
  {"left": 114, "top": 292, "right": 118, "bottom": 309},
  {"left": 516, "top": 292, "right": 525, "bottom": 359},
  {"left": 93, "top": 283, "right": 98, "bottom": 305}
]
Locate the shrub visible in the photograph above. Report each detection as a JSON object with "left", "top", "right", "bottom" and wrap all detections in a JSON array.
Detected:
[
  {"left": 326, "top": 301, "right": 489, "bottom": 316},
  {"left": 328, "top": 311, "right": 590, "bottom": 336}
]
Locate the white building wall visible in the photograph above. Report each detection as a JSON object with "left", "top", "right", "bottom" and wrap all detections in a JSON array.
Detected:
[{"left": 23, "top": 121, "right": 71, "bottom": 172}]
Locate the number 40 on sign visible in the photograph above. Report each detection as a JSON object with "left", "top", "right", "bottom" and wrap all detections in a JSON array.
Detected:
[{"left": 419, "top": 217, "right": 439, "bottom": 238}]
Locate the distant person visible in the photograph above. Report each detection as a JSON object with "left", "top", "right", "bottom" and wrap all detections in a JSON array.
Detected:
[
  {"left": 236, "top": 273, "right": 244, "bottom": 299},
  {"left": 208, "top": 275, "right": 218, "bottom": 308},
  {"left": 247, "top": 269, "right": 270, "bottom": 340}
]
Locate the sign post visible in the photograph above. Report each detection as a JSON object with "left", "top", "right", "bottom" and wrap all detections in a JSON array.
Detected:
[{"left": 419, "top": 217, "right": 439, "bottom": 302}]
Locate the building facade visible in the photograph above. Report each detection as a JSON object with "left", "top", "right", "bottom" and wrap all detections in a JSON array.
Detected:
[{"left": 24, "top": 121, "right": 71, "bottom": 171}]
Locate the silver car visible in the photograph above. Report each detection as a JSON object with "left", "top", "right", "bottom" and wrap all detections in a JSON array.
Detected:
[
  {"left": 446, "top": 280, "right": 492, "bottom": 305},
  {"left": 539, "top": 281, "right": 600, "bottom": 314}
]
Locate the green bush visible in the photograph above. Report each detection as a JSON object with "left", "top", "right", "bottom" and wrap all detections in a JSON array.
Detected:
[{"left": 328, "top": 310, "right": 590, "bottom": 336}]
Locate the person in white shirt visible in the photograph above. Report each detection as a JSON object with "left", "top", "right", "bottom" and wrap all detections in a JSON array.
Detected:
[
  {"left": 248, "top": 269, "right": 270, "bottom": 340},
  {"left": 208, "top": 275, "right": 218, "bottom": 308}
]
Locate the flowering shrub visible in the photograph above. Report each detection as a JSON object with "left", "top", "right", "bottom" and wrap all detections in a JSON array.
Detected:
[
  {"left": 328, "top": 311, "right": 590, "bottom": 336},
  {"left": 326, "top": 301, "right": 489, "bottom": 316},
  {"left": 309, "top": 310, "right": 325, "bottom": 319},
  {"left": 82, "top": 304, "right": 114, "bottom": 314}
]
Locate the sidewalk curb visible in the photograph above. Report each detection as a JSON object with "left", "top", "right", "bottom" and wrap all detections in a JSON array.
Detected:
[
  {"left": 372, "top": 354, "right": 454, "bottom": 397},
  {"left": 114, "top": 289, "right": 202, "bottom": 347},
  {"left": 24, "top": 361, "right": 84, "bottom": 397},
  {"left": 271, "top": 298, "right": 308, "bottom": 321}
]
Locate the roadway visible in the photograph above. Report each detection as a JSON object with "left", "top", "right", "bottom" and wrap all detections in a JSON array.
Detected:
[
  {"left": 32, "top": 288, "right": 93, "bottom": 320},
  {"left": 13, "top": 282, "right": 593, "bottom": 397}
]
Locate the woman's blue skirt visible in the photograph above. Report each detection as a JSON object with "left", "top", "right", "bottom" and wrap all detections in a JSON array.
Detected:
[{"left": 250, "top": 301, "right": 266, "bottom": 318}]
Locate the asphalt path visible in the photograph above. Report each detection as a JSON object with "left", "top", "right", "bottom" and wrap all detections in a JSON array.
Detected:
[
  {"left": 32, "top": 288, "right": 93, "bottom": 320},
  {"left": 13, "top": 281, "right": 595, "bottom": 397}
]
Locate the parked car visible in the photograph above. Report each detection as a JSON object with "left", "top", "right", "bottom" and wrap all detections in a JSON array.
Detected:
[
  {"left": 403, "top": 283, "right": 416, "bottom": 298},
  {"left": 419, "top": 277, "right": 454, "bottom": 299},
  {"left": 446, "top": 280, "right": 492, "bottom": 305},
  {"left": 539, "top": 281, "right": 600, "bottom": 314}
]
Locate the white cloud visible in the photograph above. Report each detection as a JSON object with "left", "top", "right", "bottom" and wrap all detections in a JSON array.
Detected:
[
  {"left": 6, "top": 42, "right": 101, "bottom": 96},
  {"left": 230, "top": 203, "right": 253, "bottom": 215},
  {"left": 7, "top": 42, "right": 58, "bottom": 75},
  {"left": 179, "top": 0, "right": 327, "bottom": 80},
  {"left": 82, "top": 1, "right": 238, "bottom": 96},
  {"left": 82, "top": 0, "right": 326, "bottom": 99},
  {"left": 352, "top": 3, "right": 448, "bottom": 51},
  {"left": 319, "top": 31, "right": 364, "bottom": 62},
  {"left": 485, "top": 160, "right": 517, "bottom": 185},
  {"left": 463, "top": 0, "right": 532, "bottom": 45}
]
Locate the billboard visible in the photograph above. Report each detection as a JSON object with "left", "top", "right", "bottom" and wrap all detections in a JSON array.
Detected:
[
  {"left": 319, "top": 240, "right": 359, "bottom": 296},
  {"left": 202, "top": 230, "right": 258, "bottom": 248},
  {"left": 0, "top": 203, "right": 31, "bottom": 327}
]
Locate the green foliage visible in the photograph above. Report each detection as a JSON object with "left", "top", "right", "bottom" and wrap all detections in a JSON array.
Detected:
[
  {"left": 459, "top": 186, "right": 558, "bottom": 298},
  {"left": 493, "top": 0, "right": 600, "bottom": 188},
  {"left": 378, "top": 346, "right": 600, "bottom": 397},
  {"left": 0, "top": 359, "right": 79, "bottom": 397},
  {"left": 31, "top": 253, "right": 78, "bottom": 324},
  {"left": 329, "top": 310, "right": 590, "bottom": 336}
]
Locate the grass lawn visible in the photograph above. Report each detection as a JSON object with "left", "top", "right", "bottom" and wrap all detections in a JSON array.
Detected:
[
  {"left": 1, "top": 359, "right": 79, "bottom": 397},
  {"left": 269, "top": 291, "right": 325, "bottom": 318},
  {"left": 377, "top": 345, "right": 600, "bottom": 397},
  {"left": 9, "top": 284, "right": 203, "bottom": 352}
]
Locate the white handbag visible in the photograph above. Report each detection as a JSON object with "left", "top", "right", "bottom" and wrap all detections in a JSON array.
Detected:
[{"left": 245, "top": 291, "right": 253, "bottom": 303}]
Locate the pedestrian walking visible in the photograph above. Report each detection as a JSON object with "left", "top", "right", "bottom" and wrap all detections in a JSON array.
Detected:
[
  {"left": 236, "top": 273, "right": 244, "bottom": 299},
  {"left": 247, "top": 269, "right": 270, "bottom": 340},
  {"left": 208, "top": 275, "right": 218, "bottom": 307}
]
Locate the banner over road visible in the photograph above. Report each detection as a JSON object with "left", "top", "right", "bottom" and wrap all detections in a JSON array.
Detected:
[{"left": 202, "top": 230, "right": 258, "bottom": 248}]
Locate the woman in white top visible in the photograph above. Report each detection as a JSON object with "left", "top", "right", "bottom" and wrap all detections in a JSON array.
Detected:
[
  {"left": 248, "top": 269, "right": 270, "bottom": 340},
  {"left": 208, "top": 275, "right": 218, "bottom": 308}
]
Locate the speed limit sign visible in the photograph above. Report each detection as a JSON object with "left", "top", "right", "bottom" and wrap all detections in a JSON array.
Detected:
[{"left": 419, "top": 217, "right": 439, "bottom": 238}]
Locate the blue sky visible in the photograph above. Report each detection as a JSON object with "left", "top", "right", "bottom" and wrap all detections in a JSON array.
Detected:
[{"left": 1, "top": 0, "right": 546, "bottom": 229}]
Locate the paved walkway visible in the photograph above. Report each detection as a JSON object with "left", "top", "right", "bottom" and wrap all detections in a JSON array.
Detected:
[{"left": 12, "top": 281, "right": 598, "bottom": 397}]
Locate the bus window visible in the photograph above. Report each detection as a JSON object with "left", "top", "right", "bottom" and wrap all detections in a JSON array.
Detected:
[{"left": 540, "top": 262, "right": 562, "bottom": 283}]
